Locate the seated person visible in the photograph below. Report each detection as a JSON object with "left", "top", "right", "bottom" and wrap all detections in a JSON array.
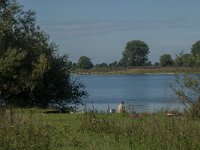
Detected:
[{"left": 117, "top": 100, "right": 125, "bottom": 113}]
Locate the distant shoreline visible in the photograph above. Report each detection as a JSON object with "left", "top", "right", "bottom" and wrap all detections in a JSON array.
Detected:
[{"left": 71, "top": 67, "right": 200, "bottom": 75}]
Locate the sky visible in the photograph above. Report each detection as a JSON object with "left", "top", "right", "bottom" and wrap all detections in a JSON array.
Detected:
[{"left": 18, "top": 0, "right": 200, "bottom": 64}]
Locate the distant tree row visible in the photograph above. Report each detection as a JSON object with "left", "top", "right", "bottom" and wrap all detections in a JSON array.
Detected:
[
  {"left": 73, "top": 40, "right": 151, "bottom": 70},
  {"left": 159, "top": 40, "right": 200, "bottom": 67},
  {"left": 73, "top": 40, "right": 200, "bottom": 70}
]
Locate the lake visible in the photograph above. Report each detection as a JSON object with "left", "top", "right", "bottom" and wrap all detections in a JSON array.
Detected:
[{"left": 73, "top": 74, "right": 185, "bottom": 113}]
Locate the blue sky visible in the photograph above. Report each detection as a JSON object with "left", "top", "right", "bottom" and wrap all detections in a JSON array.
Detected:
[{"left": 18, "top": 0, "right": 200, "bottom": 64}]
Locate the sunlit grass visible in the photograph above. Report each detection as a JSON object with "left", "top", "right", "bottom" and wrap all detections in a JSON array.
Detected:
[
  {"left": 1, "top": 108, "right": 200, "bottom": 150},
  {"left": 73, "top": 67, "right": 200, "bottom": 75}
]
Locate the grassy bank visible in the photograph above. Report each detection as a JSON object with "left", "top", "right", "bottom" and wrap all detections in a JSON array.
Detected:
[
  {"left": 1, "top": 108, "right": 200, "bottom": 150},
  {"left": 72, "top": 67, "right": 200, "bottom": 75}
]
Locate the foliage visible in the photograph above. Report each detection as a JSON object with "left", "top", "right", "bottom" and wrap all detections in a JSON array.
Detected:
[
  {"left": 191, "top": 40, "right": 200, "bottom": 56},
  {"left": 174, "top": 52, "right": 193, "bottom": 67},
  {"left": 95, "top": 62, "right": 108, "bottom": 68},
  {"left": 146, "top": 60, "right": 152, "bottom": 66},
  {"left": 173, "top": 41, "right": 200, "bottom": 118},
  {"left": 0, "top": 108, "right": 53, "bottom": 149},
  {"left": 117, "top": 58, "right": 127, "bottom": 67},
  {"left": 159, "top": 54, "right": 173, "bottom": 66},
  {"left": 0, "top": 0, "right": 87, "bottom": 108},
  {"left": 174, "top": 41, "right": 200, "bottom": 67},
  {"left": 77, "top": 56, "right": 93, "bottom": 69},
  {"left": 2, "top": 108, "right": 200, "bottom": 150},
  {"left": 109, "top": 61, "right": 118, "bottom": 68},
  {"left": 31, "top": 55, "right": 87, "bottom": 109},
  {"left": 37, "top": 110, "right": 200, "bottom": 150},
  {"left": 173, "top": 74, "right": 200, "bottom": 118},
  {"left": 154, "top": 62, "right": 159, "bottom": 66},
  {"left": 122, "top": 40, "right": 150, "bottom": 66}
]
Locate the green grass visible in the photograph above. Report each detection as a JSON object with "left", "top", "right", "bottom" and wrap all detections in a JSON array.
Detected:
[
  {"left": 72, "top": 67, "right": 200, "bottom": 75},
  {"left": 1, "top": 108, "right": 200, "bottom": 150}
]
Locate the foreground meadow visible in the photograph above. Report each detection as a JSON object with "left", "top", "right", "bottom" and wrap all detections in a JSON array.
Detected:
[{"left": 0, "top": 108, "right": 200, "bottom": 150}]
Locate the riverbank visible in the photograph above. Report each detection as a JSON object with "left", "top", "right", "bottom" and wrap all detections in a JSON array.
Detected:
[
  {"left": 1, "top": 108, "right": 200, "bottom": 150},
  {"left": 72, "top": 67, "right": 200, "bottom": 75}
]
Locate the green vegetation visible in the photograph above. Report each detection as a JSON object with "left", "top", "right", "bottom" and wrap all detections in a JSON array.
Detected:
[
  {"left": 77, "top": 56, "right": 94, "bottom": 69},
  {"left": 159, "top": 54, "right": 173, "bottom": 66},
  {"left": 0, "top": 0, "right": 87, "bottom": 109},
  {"left": 174, "top": 52, "right": 192, "bottom": 67},
  {"left": 73, "top": 67, "right": 200, "bottom": 75},
  {"left": 120, "top": 40, "right": 150, "bottom": 66},
  {"left": 1, "top": 108, "right": 200, "bottom": 150},
  {"left": 191, "top": 40, "right": 200, "bottom": 56},
  {"left": 173, "top": 74, "right": 200, "bottom": 118},
  {"left": 72, "top": 39, "right": 200, "bottom": 71},
  {"left": 0, "top": 108, "right": 53, "bottom": 149},
  {"left": 1, "top": 1, "right": 200, "bottom": 149}
]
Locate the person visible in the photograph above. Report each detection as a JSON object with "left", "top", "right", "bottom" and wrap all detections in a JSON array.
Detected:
[{"left": 117, "top": 100, "right": 125, "bottom": 113}]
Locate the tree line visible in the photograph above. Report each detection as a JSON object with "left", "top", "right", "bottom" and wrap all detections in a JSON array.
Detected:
[{"left": 73, "top": 40, "right": 200, "bottom": 70}]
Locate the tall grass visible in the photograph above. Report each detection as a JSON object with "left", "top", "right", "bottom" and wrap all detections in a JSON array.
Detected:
[
  {"left": 1, "top": 108, "right": 200, "bottom": 149},
  {"left": 80, "top": 112, "right": 200, "bottom": 150},
  {"left": 0, "top": 107, "right": 53, "bottom": 150}
]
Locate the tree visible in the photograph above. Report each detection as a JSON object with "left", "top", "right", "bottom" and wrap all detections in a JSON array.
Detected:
[
  {"left": 172, "top": 41, "right": 200, "bottom": 118},
  {"left": 95, "top": 63, "right": 108, "bottom": 68},
  {"left": 109, "top": 61, "right": 118, "bottom": 68},
  {"left": 122, "top": 40, "right": 150, "bottom": 66},
  {"left": 77, "top": 56, "right": 93, "bottom": 69},
  {"left": 191, "top": 40, "right": 200, "bottom": 56},
  {"left": 159, "top": 54, "right": 173, "bottom": 66},
  {"left": 118, "top": 58, "right": 127, "bottom": 67},
  {"left": 174, "top": 52, "right": 193, "bottom": 67},
  {"left": 154, "top": 62, "right": 160, "bottom": 66},
  {"left": 0, "top": 0, "right": 87, "bottom": 109},
  {"left": 146, "top": 61, "right": 152, "bottom": 66},
  {"left": 190, "top": 40, "right": 200, "bottom": 67}
]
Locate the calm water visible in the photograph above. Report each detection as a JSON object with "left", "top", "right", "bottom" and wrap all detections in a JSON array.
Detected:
[{"left": 73, "top": 74, "right": 184, "bottom": 113}]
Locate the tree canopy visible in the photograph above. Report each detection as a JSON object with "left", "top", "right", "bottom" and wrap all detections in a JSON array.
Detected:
[
  {"left": 0, "top": 0, "right": 87, "bottom": 109},
  {"left": 174, "top": 52, "right": 193, "bottom": 67},
  {"left": 191, "top": 40, "right": 200, "bottom": 56},
  {"left": 121, "top": 40, "right": 150, "bottom": 66},
  {"left": 159, "top": 54, "right": 173, "bottom": 66},
  {"left": 77, "top": 56, "right": 93, "bottom": 69}
]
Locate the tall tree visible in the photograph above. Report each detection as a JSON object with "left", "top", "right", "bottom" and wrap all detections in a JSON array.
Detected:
[
  {"left": 122, "top": 40, "right": 150, "bottom": 66},
  {"left": 159, "top": 54, "right": 173, "bottom": 66},
  {"left": 190, "top": 40, "right": 200, "bottom": 67},
  {"left": 77, "top": 56, "right": 93, "bottom": 69},
  {"left": 0, "top": 0, "right": 87, "bottom": 108},
  {"left": 191, "top": 40, "right": 200, "bottom": 56}
]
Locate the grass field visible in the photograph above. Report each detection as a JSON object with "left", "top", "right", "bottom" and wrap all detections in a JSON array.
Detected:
[
  {"left": 1, "top": 108, "right": 200, "bottom": 150},
  {"left": 73, "top": 67, "right": 200, "bottom": 75}
]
